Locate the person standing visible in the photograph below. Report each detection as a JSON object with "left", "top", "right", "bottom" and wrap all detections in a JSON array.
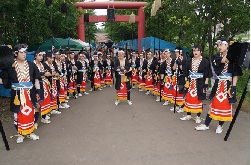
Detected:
[
  {"left": 195, "top": 38, "right": 242, "bottom": 133},
  {"left": 103, "top": 53, "right": 114, "bottom": 87},
  {"left": 180, "top": 45, "right": 212, "bottom": 123},
  {"left": 114, "top": 50, "right": 132, "bottom": 105},
  {"left": 0, "top": 44, "right": 41, "bottom": 143}
]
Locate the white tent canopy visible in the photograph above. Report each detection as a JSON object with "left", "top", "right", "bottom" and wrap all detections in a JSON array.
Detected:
[{"left": 71, "top": 39, "right": 92, "bottom": 50}]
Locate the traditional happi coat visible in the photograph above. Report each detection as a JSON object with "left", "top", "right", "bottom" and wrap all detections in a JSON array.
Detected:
[
  {"left": 99, "top": 59, "right": 105, "bottom": 87},
  {"left": 91, "top": 59, "right": 102, "bottom": 89},
  {"left": 34, "top": 60, "right": 52, "bottom": 116},
  {"left": 153, "top": 59, "right": 164, "bottom": 96},
  {"left": 66, "top": 59, "right": 77, "bottom": 94},
  {"left": 2, "top": 60, "right": 39, "bottom": 135},
  {"left": 144, "top": 58, "right": 155, "bottom": 91},
  {"left": 183, "top": 57, "right": 212, "bottom": 113},
  {"left": 54, "top": 59, "right": 67, "bottom": 103},
  {"left": 114, "top": 58, "right": 131, "bottom": 100},
  {"left": 131, "top": 57, "right": 138, "bottom": 85},
  {"left": 44, "top": 61, "right": 58, "bottom": 110},
  {"left": 170, "top": 56, "right": 186, "bottom": 106},
  {"left": 138, "top": 58, "right": 147, "bottom": 89},
  {"left": 75, "top": 59, "right": 88, "bottom": 92},
  {"left": 103, "top": 58, "right": 114, "bottom": 85},
  {"left": 209, "top": 54, "right": 242, "bottom": 121},
  {"left": 159, "top": 58, "right": 173, "bottom": 101}
]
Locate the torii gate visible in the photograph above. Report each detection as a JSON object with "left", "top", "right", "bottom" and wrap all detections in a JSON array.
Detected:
[{"left": 76, "top": 1, "right": 147, "bottom": 53}]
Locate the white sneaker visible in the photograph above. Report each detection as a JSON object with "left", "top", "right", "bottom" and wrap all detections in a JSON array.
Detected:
[
  {"left": 84, "top": 92, "right": 89, "bottom": 95},
  {"left": 27, "top": 133, "right": 39, "bottom": 140},
  {"left": 170, "top": 106, "right": 179, "bottom": 112},
  {"left": 78, "top": 93, "right": 83, "bottom": 97},
  {"left": 216, "top": 125, "right": 223, "bottom": 134},
  {"left": 139, "top": 88, "right": 144, "bottom": 92},
  {"left": 156, "top": 96, "right": 160, "bottom": 102},
  {"left": 51, "top": 110, "right": 61, "bottom": 115},
  {"left": 176, "top": 108, "right": 184, "bottom": 113},
  {"left": 163, "top": 101, "right": 169, "bottom": 106},
  {"left": 195, "top": 116, "right": 202, "bottom": 124},
  {"left": 104, "top": 85, "right": 107, "bottom": 87},
  {"left": 115, "top": 100, "right": 119, "bottom": 105},
  {"left": 98, "top": 88, "right": 103, "bottom": 91},
  {"left": 17, "top": 135, "right": 25, "bottom": 144},
  {"left": 89, "top": 88, "right": 93, "bottom": 91},
  {"left": 132, "top": 85, "right": 135, "bottom": 89},
  {"left": 34, "top": 123, "right": 38, "bottom": 130},
  {"left": 45, "top": 115, "right": 50, "bottom": 120},
  {"left": 59, "top": 105, "right": 65, "bottom": 109},
  {"left": 127, "top": 100, "right": 133, "bottom": 105},
  {"left": 145, "top": 91, "right": 150, "bottom": 95},
  {"left": 109, "top": 85, "right": 112, "bottom": 87},
  {"left": 65, "top": 99, "right": 69, "bottom": 103},
  {"left": 62, "top": 103, "right": 70, "bottom": 108},
  {"left": 195, "top": 124, "right": 209, "bottom": 131},
  {"left": 66, "top": 96, "right": 69, "bottom": 100},
  {"left": 180, "top": 115, "right": 192, "bottom": 121},
  {"left": 41, "top": 118, "right": 51, "bottom": 124}
]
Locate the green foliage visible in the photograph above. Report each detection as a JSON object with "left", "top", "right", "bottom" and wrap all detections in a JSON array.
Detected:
[
  {"left": 104, "top": 0, "right": 249, "bottom": 57},
  {"left": 0, "top": 0, "right": 97, "bottom": 47}
]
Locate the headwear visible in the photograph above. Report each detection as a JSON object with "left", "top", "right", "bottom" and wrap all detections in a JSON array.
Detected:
[
  {"left": 147, "top": 51, "right": 152, "bottom": 55},
  {"left": 174, "top": 46, "right": 182, "bottom": 53},
  {"left": 164, "top": 49, "right": 171, "bottom": 53},
  {"left": 216, "top": 38, "right": 229, "bottom": 45},
  {"left": 118, "top": 50, "right": 125, "bottom": 54},
  {"left": 79, "top": 53, "right": 85, "bottom": 57},
  {"left": 46, "top": 52, "right": 53, "bottom": 58},
  {"left": 107, "top": 54, "right": 111, "bottom": 57},
  {"left": 70, "top": 51, "right": 75, "bottom": 55},
  {"left": 13, "top": 43, "right": 28, "bottom": 53},
  {"left": 53, "top": 49, "right": 60, "bottom": 55},
  {"left": 93, "top": 51, "right": 98, "bottom": 57},
  {"left": 35, "top": 50, "right": 46, "bottom": 56},
  {"left": 97, "top": 51, "right": 103, "bottom": 56},
  {"left": 139, "top": 53, "right": 144, "bottom": 56}
]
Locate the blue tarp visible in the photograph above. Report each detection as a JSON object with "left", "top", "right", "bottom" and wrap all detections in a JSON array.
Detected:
[
  {"left": 141, "top": 36, "right": 177, "bottom": 51},
  {"left": 118, "top": 37, "right": 189, "bottom": 52}
]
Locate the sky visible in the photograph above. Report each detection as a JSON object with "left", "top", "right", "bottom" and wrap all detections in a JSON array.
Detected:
[{"left": 93, "top": 0, "right": 110, "bottom": 29}]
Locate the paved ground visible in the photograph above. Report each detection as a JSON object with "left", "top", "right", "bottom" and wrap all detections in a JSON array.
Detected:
[{"left": 0, "top": 83, "right": 250, "bottom": 165}]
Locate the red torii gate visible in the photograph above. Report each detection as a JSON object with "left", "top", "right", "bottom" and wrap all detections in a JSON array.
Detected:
[{"left": 76, "top": 1, "right": 147, "bottom": 53}]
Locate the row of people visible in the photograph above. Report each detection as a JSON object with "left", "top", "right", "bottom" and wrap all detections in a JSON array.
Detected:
[{"left": 115, "top": 38, "right": 242, "bottom": 134}]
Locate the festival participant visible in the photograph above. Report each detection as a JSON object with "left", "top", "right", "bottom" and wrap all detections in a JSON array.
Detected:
[
  {"left": 159, "top": 49, "right": 173, "bottom": 105},
  {"left": 75, "top": 52, "right": 89, "bottom": 96},
  {"left": 145, "top": 52, "right": 155, "bottom": 95},
  {"left": 59, "top": 51, "right": 69, "bottom": 103},
  {"left": 114, "top": 50, "right": 132, "bottom": 105},
  {"left": 130, "top": 52, "right": 139, "bottom": 88},
  {"left": 44, "top": 52, "right": 61, "bottom": 115},
  {"left": 180, "top": 45, "right": 211, "bottom": 123},
  {"left": 154, "top": 51, "right": 167, "bottom": 102},
  {"left": 138, "top": 53, "right": 147, "bottom": 92},
  {"left": 170, "top": 47, "right": 186, "bottom": 112},
  {"left": 90, "top": 52, "right": 102, "bottom": 91},
  {"left": 66, "top": 52, "right": 78, "bottom": 99},
  {"left": 0, "top": 44, "right": 41, "bottom": 143},
  {"left": 196, "top": 38, "right": 242, "bottom": 133},
  {"left": 33, "top": 50, "right": 52, "bottom": 125},
  {"left": 103, "top": 53, "right": 114, "bottom": 87},
  {"left": 53, "top": 50, "right": 70, "bottom": 109},
  {"left": 98, "top": 52, "right": 105, "bottom": 89}
]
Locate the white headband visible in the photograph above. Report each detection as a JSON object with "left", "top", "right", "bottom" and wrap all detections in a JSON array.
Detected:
[
  {"left": 174, "top": 49, "right": 182, "bottom": 52},
  {"left": 18, "top": 47, "right": 27, "bottom": 53},
  {"left": 216, "top": 40, "right": 228, "bottom": 45}
]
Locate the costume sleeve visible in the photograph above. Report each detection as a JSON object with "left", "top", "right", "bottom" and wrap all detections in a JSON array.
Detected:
[
  {"left": 203, "top": 59, "right": 213, "bottom": 78},
  {"left": 183, "top": 59, "right": 190, "bottom": 78},
  {"left": 75, "top": 61, "right": 82, "bottom": 70},
  {"left": 211, "top": 54, "right": 222, "bottom": 69},
  {"left": 228, "top": 62, "right": 243, "bottom": 77},
  {"left": 33, "top": 63, "right": 40, "bottom": 80},
  {"left": 159, "top": 61, "right": 166, "bottom": 75},
  {"left": 1, "top": 68, "right": 11, "bottom": 89},
  {"left": 125, "top": 59, "right": 130, "bottom": 71}
]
